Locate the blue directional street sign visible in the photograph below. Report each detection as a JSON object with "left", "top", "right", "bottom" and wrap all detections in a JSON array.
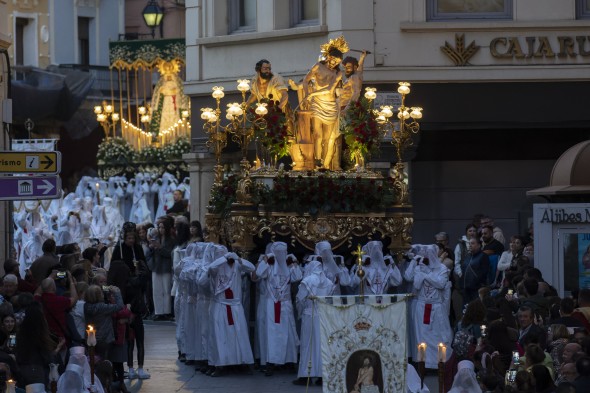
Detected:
[{"left": 0, "top": 176, "right": 61, "bottom": 200}]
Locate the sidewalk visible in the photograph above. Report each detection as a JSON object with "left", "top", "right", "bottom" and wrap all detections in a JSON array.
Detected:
[{"left": 129, "top": 321, "right": 439, "bottom": 392}]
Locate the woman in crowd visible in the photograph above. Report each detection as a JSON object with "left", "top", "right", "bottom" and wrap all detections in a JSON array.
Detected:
[
  {"left": 84, "top": 284, "right": 124, "bottom": 361},
  {"left": 69, "top": 282, "right": 89, "bottom": 342},
  {"left": 546, "top": 324, "right": 570, "bottom": 376},
  {"left": 108, "top": 222, "right": 150, "bottom": 380},
  {"left": 138, "top": 222, "right": 155, "bottom": 317},
  {"left": 1, "top": 314, "right": 17, "bottom": 338},
  {"left": 15, "top": 302, "right": 65, "bottom": 387},
  {"left": 150, "top": 216, "right": 175, "bottom": 321}
]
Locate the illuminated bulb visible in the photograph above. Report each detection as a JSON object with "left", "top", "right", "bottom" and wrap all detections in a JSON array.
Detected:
[
  {"left": 111, "top": 113, "right": 119, "bottom": 122},
  {"left": 380, "top": 105, "right": 394, "bottom": 118},
  {"left": 200, "top": 108, "right": 213, "bottom": 120},
  {"left": 105, "top": 105, "right": 113, "bottom": 113},
  {"left": 237, "top": 79, "right": 250, "bottom": 92},
  {"left": 208, "top": 113, "right": 218, "bottom": 122},
  {"left": 212, "top": 86, "right": 225, "bottom": 99},
  {"left": 364, "top": 87, "right": 377, "bottom": 101},
  {"left": 410, "top": 107, "right": 423, "bottom": 119},
  {"left": 230, "top": 103, "right": 243, "bottom": 116},
  {"left": 255, "top": 103, "right": 268, "bottom": 116},
  {"left": 181, "top": 110, "right": 189, "bottom": 118},
  {"left": 94, "top": 106, "right": 102, "bottom": 114},
  {"left": 397, "top": 82, "right": 411, "bottom": 95},
  {"left": 398, "top": 109, "right": 410, "bottom": 120},
  {"left": 376, "top": 113, "right": 386, "bottom": 123},
  {"left": 97, "top": 113, "right": 107, "bottom": 122},
  {"left": 226, "top": 112, "right": 233, "bottom": 120},
  {"left": 138, "top": 106, "right": 147, "bottom": 115}
]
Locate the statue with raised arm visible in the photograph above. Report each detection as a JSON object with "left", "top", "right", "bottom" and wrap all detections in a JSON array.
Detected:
[
  {"left": 340, "top": 50, "right": 368, "bottom": 113},
  {"left": 301, "top": 36, "right": 348, "bottom": 170}
]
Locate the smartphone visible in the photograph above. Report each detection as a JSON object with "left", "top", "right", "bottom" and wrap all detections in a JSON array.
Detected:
[
  {"left": 56, "top": 270, "right": 66, "bottom": 279},
  {"left": 508, "top": 369, "right": 517, "bottom": 383},
  {"left": 8, "top": 334, "right": 16, "bottom": 348},
  {"left": 512, "top": 350, "right": 520, "bottom": 365},
  {"left": 102, "top": 285, "right": 110, "bottom": 292}
]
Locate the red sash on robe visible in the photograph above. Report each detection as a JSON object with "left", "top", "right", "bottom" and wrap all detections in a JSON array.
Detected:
[
  {"left": 224, "top": 288, "right": 234, "bottom": 325},
  {"left": 274, "top": 301, "right": 281, "bottom": 324},
  {"left": 423, "top": 303, "right": 432, "bottom": 325}
]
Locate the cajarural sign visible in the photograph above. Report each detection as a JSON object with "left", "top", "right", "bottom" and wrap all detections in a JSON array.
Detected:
[
  {"left": 491, "top": 36, "right": 590, "bottom": 58},
  {"left": 441, "top": 34, "right": 590, "bottom": 64}
]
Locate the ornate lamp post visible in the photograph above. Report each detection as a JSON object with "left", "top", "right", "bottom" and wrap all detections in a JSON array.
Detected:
[
  {"left": 142, "top": 0, "right": 164, "bottom": 39},
  {"left": 94, "top": 101, "right": 120, "bottom": 139}
]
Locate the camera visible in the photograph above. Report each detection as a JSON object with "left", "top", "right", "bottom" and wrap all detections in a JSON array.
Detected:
[
  {"left": 56, "top": 270, "right": 66, "bottom": 279},
  {"left": 102, "top": 285, "right": 110, "bottom": 292}
]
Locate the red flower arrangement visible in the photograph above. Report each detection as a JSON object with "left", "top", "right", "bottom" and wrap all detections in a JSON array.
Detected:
[
  {"left": 341, "top": 97, "right": 381, "bottom": 165},
  {"left": 252, "top": 98, "right": 293, "bottom": 159}
]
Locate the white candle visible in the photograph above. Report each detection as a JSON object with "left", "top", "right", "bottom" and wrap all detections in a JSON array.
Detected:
[
  {"left": 438, "top": 343, "right": 447, "bottom": 363},
  {"left": 417, "top": 342, "right": 427, "bottom": 362},
  {"left": 86, "top": 325, "right": 97, "bottom": 346},
  {"left": 6, "top": 380, "right": 15, "bottom": 393}
]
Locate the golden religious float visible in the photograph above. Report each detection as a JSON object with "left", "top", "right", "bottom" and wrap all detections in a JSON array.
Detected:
[
  {"left": 96, "top": 39, "right": 192, "bottom": 179},
  {"left": 202, "top": 36, "right": 424, "bottom": 258}
]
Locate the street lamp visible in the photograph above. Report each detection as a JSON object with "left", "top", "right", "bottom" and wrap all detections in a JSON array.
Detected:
[
  {"left": 142, "top": 0, "right": 164, "bottom": 39},
  {"left": 94, "top": 101, "right": 119, "bottom": 139}
]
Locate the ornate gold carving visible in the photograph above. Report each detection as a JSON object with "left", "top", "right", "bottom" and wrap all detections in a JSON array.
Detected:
[
  {"left": 235, "top": 173, "right": 253, "bottom": 204},
  {"left": 207, "top": 209, "right": 413, "bottom": 253}
]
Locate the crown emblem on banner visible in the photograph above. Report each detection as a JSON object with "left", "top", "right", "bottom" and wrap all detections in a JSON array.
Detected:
[{"left": 353, "top": 316, "right": 372, "bottom": 331}]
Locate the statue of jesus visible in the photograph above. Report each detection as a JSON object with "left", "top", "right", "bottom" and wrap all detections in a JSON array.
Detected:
[{"left": 301, "top": 42, "right": 345, "bottom": 170}]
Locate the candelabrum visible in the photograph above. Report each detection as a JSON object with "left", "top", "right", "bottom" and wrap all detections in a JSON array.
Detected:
[
  {"left": 94, "top": 101, "right": 120, "bottom": 139},
  {"left": 200, "top": 82, "right": 269, "bottom": 182},
  {"left": 373, "top": 82, "right": 423, "bottom": 169},
  {"left": 229, "top": 80, "right": 268, "bottom": 171}
]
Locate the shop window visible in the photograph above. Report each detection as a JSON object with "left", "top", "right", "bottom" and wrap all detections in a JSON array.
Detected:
[
  {"left": 229, "top": 0, "right": 257, "bottom": 33},
  {"left": 426, "top": 0, "right": 513, "bottom": 21},
  {"left": 577, "top": 0, "right": 590, "bottom": 19},
  {"left": 561, "top": 231, "right": 590, "bottom": 294},
  {"left": 291, "top": 0, "right": 319, "bottom": 27}
]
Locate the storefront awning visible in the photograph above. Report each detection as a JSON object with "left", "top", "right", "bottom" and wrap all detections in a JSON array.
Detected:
[{"left": 528, "top": 140, "right": 590, "bottom": 196}]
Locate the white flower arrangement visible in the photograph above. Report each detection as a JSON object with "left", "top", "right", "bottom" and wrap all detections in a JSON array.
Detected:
[{"left": 96, "top": 137, "right": 137, "bottom": 164}]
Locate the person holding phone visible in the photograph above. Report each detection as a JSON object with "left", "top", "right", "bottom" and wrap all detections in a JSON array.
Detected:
[{"left": 34, "top": 270, "right": 78, "bottom": 349}]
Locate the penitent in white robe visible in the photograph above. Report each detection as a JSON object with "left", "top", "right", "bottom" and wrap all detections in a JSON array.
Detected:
[
  {"left": 296, "top": 261, "right": 335, "bottom": 379},
  {"left": 256, "top": 243, "right": 302, "bottom": 365},
  {"left": 403, "top": 246, "right": 453, "bottom": 369},
  {"left": 208, "top": 255, "right": 255, "bottom": 367}
]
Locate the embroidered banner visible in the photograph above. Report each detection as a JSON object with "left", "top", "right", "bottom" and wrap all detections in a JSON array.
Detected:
[{"left": 317, "top": 295, "right": 409, "bottom": 393}]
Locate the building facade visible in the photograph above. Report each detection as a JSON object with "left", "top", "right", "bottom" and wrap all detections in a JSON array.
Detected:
[
  {"left": 184, "top": 1, "right": 590, "bottom": 258},
  {"left": 1, "top": 0, "right": 11, "bottom": 262}
]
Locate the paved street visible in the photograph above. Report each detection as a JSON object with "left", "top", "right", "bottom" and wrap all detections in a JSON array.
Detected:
[{"left": 128, "top": 321, "right": 439, "bottom": 392}]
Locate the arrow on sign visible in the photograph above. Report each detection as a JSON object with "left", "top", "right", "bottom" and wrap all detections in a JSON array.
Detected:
[
  {"left": 38, "top": 179, "right": 55, "bottom": 195},
  {"left": 41, "top": 155, "right": 54, "bottom": 170}
]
